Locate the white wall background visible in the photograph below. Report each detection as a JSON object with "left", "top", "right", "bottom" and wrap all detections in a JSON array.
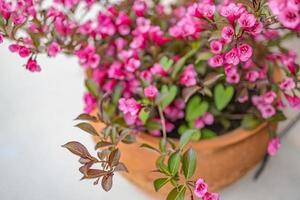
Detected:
[{"left": 0, "top": 39, "right": 300, "bottom": 200}]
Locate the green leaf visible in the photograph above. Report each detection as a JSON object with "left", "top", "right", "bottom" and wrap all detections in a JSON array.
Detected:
[
  {"left": 168, "top": 152, "right": 181, "bottom": 176},
  {"left": 203, "top": 73, "right": 224, "bottom": 87},
  {"left": 214, "top": 84, "right": 234, "bottom": 111},
  {"left": 178, "top": 124, "right": 188, "bottom": 135},
  {"left": 139, "top": 107, "right": 150, "bottom": 124},
  {"left": 74, "top": 113, "right": 98, "bottom": 122},
  {"left": 201, "top": 129, "right": 217, "bottom": 139},
  {"left": 85, "top": 79, "right": 99, "bottom": 97},
  {"left": 159, "top": 138, "right": 167, "bottom": 153},
  {"left": 153, "top": 178, "right": 169, "bottom": 192},
  {"left": 160, "top": 56, "right": 174, "bottom": 71},
  {"left": 267, "top": 110, "right": 287, "bottom": 123},
  {"left": 241, "top": 114, "right": 262, "bottom": 130},
  {"left": 159, "top": 85, "right": 178, "bottom": 109},
  {"left": 182, "top": 148, "right": 197, "bottom": 179},
  {"left": 182, "top": 86, "right": 202, "bottom": 103},
  {"left": 156, "top": 156, "right": 170, "bottom": 175},
  {"left": 166, "top": 185, "right": 186, "bottom": 200},
  {"left": 140, "top": 143, "right": 160, "bottom": 153},
  {"left": 191, "top": 130, "right": 201, "bottom": 141},
  {"left": 145, "top": 120, "right": 162, "bottom": 130},
  {"left": 195, "top": 52, "right": 213, "bottom": 64},
  {"left": 75, "top": 122, "right": 98, "bottom": 136},
  {"left": 179, "top": 129, "right": 197, "bottom": 149},
  {"left": 185, "top": 96, "right": 209, "bottom": 121}
]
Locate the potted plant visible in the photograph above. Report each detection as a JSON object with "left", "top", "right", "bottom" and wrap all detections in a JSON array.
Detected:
[{"left": 0, "top": 0, "right": 299, "bottom": 199}]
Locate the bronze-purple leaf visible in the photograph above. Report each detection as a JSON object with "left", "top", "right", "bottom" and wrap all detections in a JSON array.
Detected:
[
  {"left": 75, "top": 122, "right": 98, "bottom": 136},
  {"left": 62, "top": 141, "right": 92, "bottom": 159},
  {"left": 95, "top": 141, "right": 113, "bottom": 150},
  {"left": 108, "top": 149, "right": 121, "bottom": 167},
  {"left": 75, "top": 113, "right": 98, "bottom": 122},
  {"left": 114, "top": 162, "right": 128, "bottom": 173},
  {"left": 101, "top": 174, "right": 113, "bottom": 192}
]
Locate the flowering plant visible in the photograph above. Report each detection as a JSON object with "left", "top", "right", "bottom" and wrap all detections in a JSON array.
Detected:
[{"left": 0, "top": 0, "right": 299, "bottom": 199}]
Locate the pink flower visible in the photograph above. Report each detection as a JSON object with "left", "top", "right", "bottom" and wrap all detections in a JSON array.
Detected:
[
  {"left": 221, "top": 26, "right": 234, "bottom": 43},
  {"left": 285, "top": 94, "right": 300, "bottom": 109},
  {"left": 9, "top": 44, "right": 20, "bottom": 52},
  {"left": 203, "top": 192, "right": 220, "bottom": 200},
  {"left": 140, "top": 70, "right": 153, "bottom": 82},
  {"left": 194, "top": 178, "right": 208, "bottom": 198},
  {"left": 11, "top": 12, "right": 26, "bottom": 25},
  {"left": 268, "top": 137, "right": 281, "bottom": 156},
  {"left": 208, "top": 55, "right": 224, "bottom": 68},
  {"left": 195, "top": 118, "right": 205, "bottom": 129},
  {"left": 238, "top": 94, "right": 249, "bottom": 103},
  {"left": 179, "top": 64, "right": 197, "bottom": 87},
  {"left": 225, "top": 48, "right": 239, "bottom": 65},
  {"left": 238, "top": 43, "right": 253, "bottom": 62},
  {"left": 144, "top": 85, "right": 158, "bottom": 99},
  {"left": 0, "top": 33, "right": 3, "bottom": 44},
  {"left": 133, "top": 0, "right": 147, "bottom": 16},
  {"left": 18, "top": 46, "right": 31, "bottom": 58},
  {"left": 25, "top": 58, "right": 41, "bottom": 72},
  {"left": 83, "top": 92, "right": 97, "bottom": 114},
  {"left": 150, "top": 63, "right": 168, "bottom": 77},
  {"left": 245, "top": 71, "right": 259, "bottom": 82},
  {"left": 118, "top": 98, "right": 141, "bottom": 116},
  {"left": 226, "top": 67, "right": 240, "bottom": 84},
  {"left": 263, "top": 91, "right": 277, "bottom": 104},
  {"left": 202, "top": 112, "right": 214, "bottom": 125},
  {"left": 238, "top": 13, "right": 256, "bottom": 29},
  {"left": 280, "top": 78, "right": 296, "bottom": 91},
  {"left": 47, "top": 42, "right": 61, "bottom": 57},
  {"left": 259, "top": 104, "right": 276, "bottom": 119},
  {"left": 125, "top": 58, "right": 141, "bottom": 72},
  {"left": 278, "top": 7, "right": 300, "bottom": 29},
  {"left": 210, "top": 40, "right": 223, "bottom": 54}
]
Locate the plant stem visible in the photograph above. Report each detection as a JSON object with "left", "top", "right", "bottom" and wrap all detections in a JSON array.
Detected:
[{"left": 158, "top": 106, "right": 167, "bottom": 141}]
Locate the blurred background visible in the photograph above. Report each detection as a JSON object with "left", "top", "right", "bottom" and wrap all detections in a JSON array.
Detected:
[{"left": 0, "top": 39, "right": 300, "bottom": 200}]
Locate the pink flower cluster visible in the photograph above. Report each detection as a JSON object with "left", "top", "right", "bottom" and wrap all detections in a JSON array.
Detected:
[
  {"left": 268, "top": 137, "right": 281, "bottom": 156},
  {"left": 118, "top": 97, "right": 141, "bottom": 125},
  {"left": 252, "top": 91, "right": 277, "bottom": 119},
  {"left": 194, "top": 178, "right": 219, "bottom": 200},
  {"left": 195, "top": 113, "right": 214, "bottom": 129}
]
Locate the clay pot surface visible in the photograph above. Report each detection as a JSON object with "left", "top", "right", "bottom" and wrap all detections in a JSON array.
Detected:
[{"left": 93, "top": 122, "right": 272, "bottom": 199}]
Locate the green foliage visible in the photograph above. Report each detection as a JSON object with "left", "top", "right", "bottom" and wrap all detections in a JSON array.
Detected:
[
  {"left": 201, "top": 129, "right": 217, "bottom": 139},
  {"left": 168, "top": 152, "right": 181, "bottom": 175},
  {"left": 160, "top": 56, "right": 174, "bottom": 71},
  {"left": 185, "top": 96, "right": 209, "bottom": 121},
  {"left": 154, "top": 178, "right": 170, "bottom": 192},
  {"left": 241, "top": 114, "right": 262, "bottom": 130},
  {"left": 182, "top": 148, "right": 197, "bottom": 179},
  {"left": 85, "top": 79, "right": 99, "bottom": 97},
  {"left": 139, "top": 107, "right": 151, "bottom": 124},
  {"left": 159, "top": 85, "right": 178, "bottom": 109},
  {"left": 166, "top": 185, "right": 186, "bottom": 200},
  {"left": 214, "top": 84, "right": 234, "bottom": 111}
]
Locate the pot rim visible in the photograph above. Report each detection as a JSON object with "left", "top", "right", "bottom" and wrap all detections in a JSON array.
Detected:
[{"left": 136, "top": 123, "right": 269, "bottom": 150}]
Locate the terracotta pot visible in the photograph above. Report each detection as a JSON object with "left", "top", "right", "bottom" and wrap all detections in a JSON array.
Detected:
[{"left": 93, "top": 122, "right": 274, "bottom": 199}]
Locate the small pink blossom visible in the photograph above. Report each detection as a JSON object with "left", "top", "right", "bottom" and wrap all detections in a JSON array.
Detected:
[
  {"left": 125, "top": 58, "right": 141, "bottom": 72},
  {"left": 210, "top": 40, "right": 223, "bottom": 54},
  {"left": 150, "top": 63, "right": 168, "bottom": 77},
  {"left": 179, "top": 64, "right": 197, "bottom": 87},
  {"left": 268, "top": 137, "right": 281, "bottom": 156},
  {"left": 83, "top": 92, "right": 97, "bottom": 114},
  {"left": 221, "top": 26, "right": 234, "bottom": 43},
  {"left": 208, "top": 55, "right": 224, "bottom": 68},
  {"left": 195, "top": 118, "right": 205, "bottom": 129},
  {"left": 263, "top": 91, "right": 277, "bottom": 104},
  {"left": 280, "top": 77, "right": 296, "bottom": 91},
  {"left": 259, "top": 104, "right": 276, "bottom": 119},
  {"left": 194, "top": 178, "right": 208, "bottom": 198},
  {"left": 238, "top": 43, "right": 253, "bottom": 62},
  {"left": 18, "top": 46, "right": 31, "bottom": 58},
  {"left": 278, "top": 7, "right": 300, "bottom": 29},
  {"left": 47, "top": 42, "right": 61, "bottom": 57},
  {"left": 285, "top": 94, "right": 300, "bottom": 109},
  {"left": 9, "top": 44, "right": 20, "bottom": 52},
  {"left": 225, "top": 48, "right": 239, "bottom": 66},
  {"left": 25, "top": 57, "right": 41, "bottom": 72},
  {"left": 203, "top": 192, "right": 220, "bottom": 200},
  {"left": 118, "top": 98, "right": 141, "bottom": 116},
  {"left": 133, "top": 0, "right": 147, "bottom": 17},
  {"left": 245, "top": 71, "right": 259, "bottom": 82},
  {"left": 144, "top": 85, "right": 158, "bottom": 99},
  {"left": 202, "top": 112, "right": 214, "bottom": 125},
  {"left": 238, "top": 13, "right": 256, "bottom": 29},
  {"left": 226, "top": 67, "right": 240, "bottom": 84},
  {"left": 238, "top": 95, "right": 249, "bottom": 103},
  {"left": 0, "top": 33, "right": 3, "bottom": 44}
]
